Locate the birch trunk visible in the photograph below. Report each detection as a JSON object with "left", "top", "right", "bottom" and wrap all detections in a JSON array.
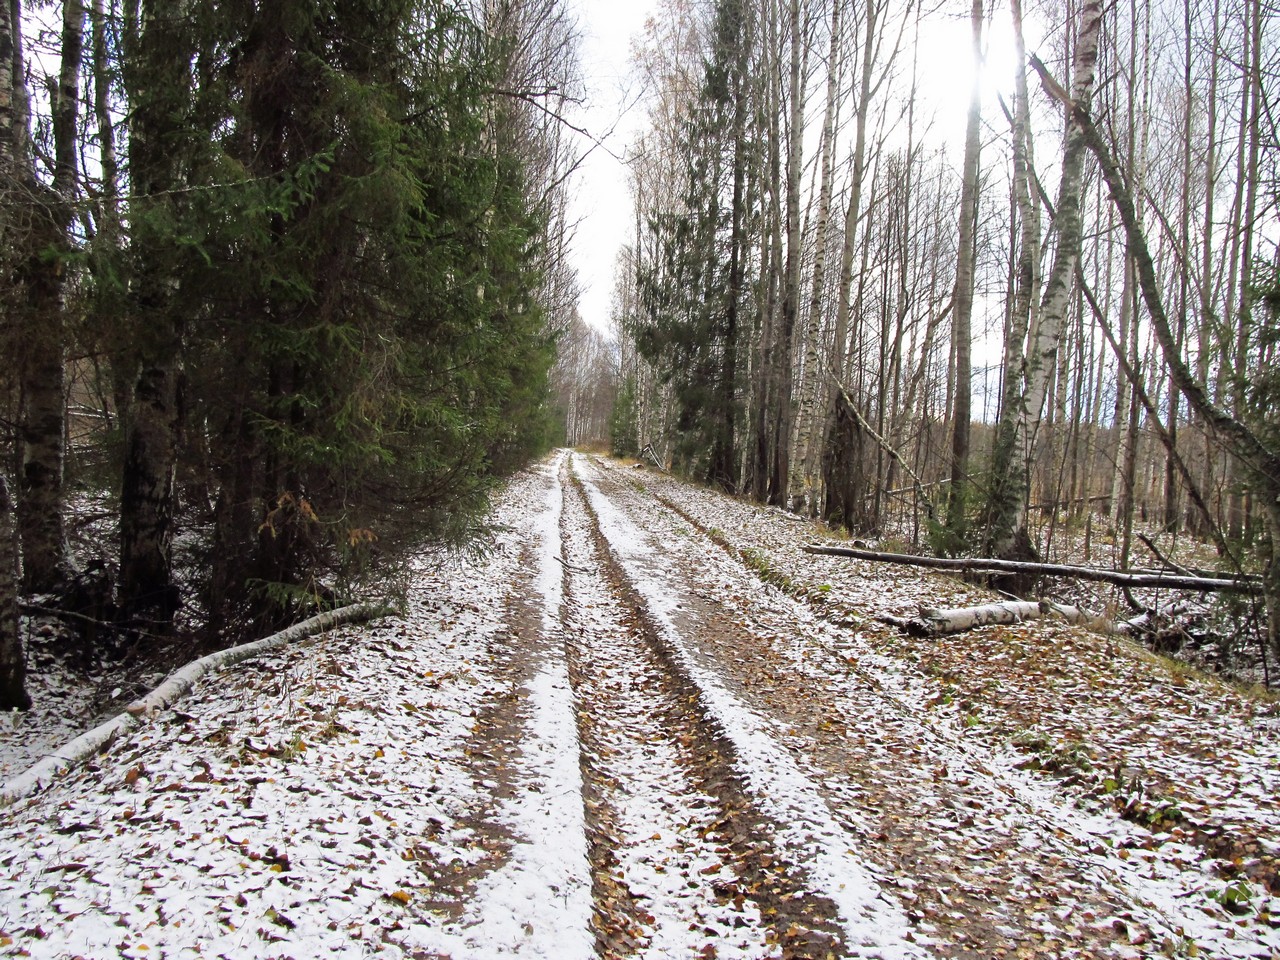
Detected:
[
  {"left": 984, "top": 0, "right": 1042, "bottom": 556},
  {"left": 945, "top": 0, "right": 983, "bottom": 542},
  {"left": 1045, "top": 45, "right": 1280, "bottom": 656},
  {"left": 1023, "top": 0, "right": 1105, "bottom": 477},
  {"left": 788, "top": 1, "right": 842, "bottom": 513},
  {"left": 820, "top": 0, "right": 879, "bottom": 524}
]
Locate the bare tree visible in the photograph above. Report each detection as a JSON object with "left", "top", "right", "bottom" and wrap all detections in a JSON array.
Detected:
[
  {"left": 767, "top": 0, "right": 807, "bottom": 503},
  {"left": 981, "top": 0, "right": 1104, "bottom": 558},
  {"left": 787, "top": 0, "right": 842, "bottom": 513},
  {"left": 943, "top": 0, "right": 984, "bottom": 547}
]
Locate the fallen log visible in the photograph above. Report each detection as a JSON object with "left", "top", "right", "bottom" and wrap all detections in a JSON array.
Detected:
[
  {"left": 881, "top": 600, "right": 1095, "bottom": 637},
  {"left": 804, "top": 544, "right": 1264, "bottom": 595},
  {"left": 639, "top": 442, "right": 666, "bottom": 472},
  {"left": 0, "top": 602, "right": 386, "bottom": 807}
]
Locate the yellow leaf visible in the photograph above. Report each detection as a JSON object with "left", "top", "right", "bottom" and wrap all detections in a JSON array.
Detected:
[{"left": 389, "top": 890, "right": 412, "bottom": 905}]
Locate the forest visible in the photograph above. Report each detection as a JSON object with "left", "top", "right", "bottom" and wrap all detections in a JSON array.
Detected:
[
  {"left": 3, "top": 0, "right": 1280, "bottom": 716},
  {"left": 0, "top": 0, "right": 584, "bottom": 709},
  {"left": 580, "top": 0, "right": 1280, "bottom": 668}
]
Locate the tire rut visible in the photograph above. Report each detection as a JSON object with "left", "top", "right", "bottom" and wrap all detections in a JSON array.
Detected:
[
  {"left": 415, "top": 541, "right": 554, "bottom": 916},
  {"left": 558, "top": 463, "right": 850, "bottom": 959},
  {"left": 578, "top": 456, "right": 1176, "bottom": 959}
]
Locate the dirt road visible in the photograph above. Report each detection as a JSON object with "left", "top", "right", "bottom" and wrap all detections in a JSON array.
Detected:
[
  {"left": 540, "top": 452, "right": 1245, "bottom": 959},
  {"left": 1, "top": 450, "right": 1278, "bottom": 959}
]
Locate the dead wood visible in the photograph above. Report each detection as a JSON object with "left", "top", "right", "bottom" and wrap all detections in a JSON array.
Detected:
[
  {"left": 880, "top": 600, "right": 1095, "bottom": 637},
  {"left": 804, "top": 544, "right": 1264, "bottom": 595}
]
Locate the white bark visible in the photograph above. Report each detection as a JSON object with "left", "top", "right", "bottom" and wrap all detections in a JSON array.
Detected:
[
  {"left": 0, "top": 603, "right": 384, "bottom": 806},
  {"left": 899, "top": 600, "right": 1093, "bottom": 637},
  {"left": 1023, "top": 0, "right": 1105, "bottom": 460},
  {"left": 787, "top": 2, "right": 842, "bottom": 512}
]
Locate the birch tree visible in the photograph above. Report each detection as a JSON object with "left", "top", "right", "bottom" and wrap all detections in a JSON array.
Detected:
[
  {"left": 983, "top": 0, "right": 1040, "bottom": 556},
  {"left": 982, "top": 0, "right": 1104, "bottom": 558},
  {"left": 787, "top": 0, "right": 842, "bottom": 513},
  {"left": 942, "top": 0, "right": 984, "bottom": 549}
]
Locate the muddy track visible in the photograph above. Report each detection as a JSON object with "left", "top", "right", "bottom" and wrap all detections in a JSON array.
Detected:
[
  {"left": 415, "top": 542, "right": 553, "bottom": 916},
  {"left": 574, "top": 455, "right": 1183, "bottom": 959},
  {"left": 559, "top": 463, "right": 847, "bottom": 958},
  {"left": 588, "top": 456, "right": 1280, "bottom": 943}
]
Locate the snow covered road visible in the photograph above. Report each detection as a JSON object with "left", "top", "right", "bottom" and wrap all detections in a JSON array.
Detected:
[{"left": 1, "top": 450, "right": 1278, "bottom": 958}]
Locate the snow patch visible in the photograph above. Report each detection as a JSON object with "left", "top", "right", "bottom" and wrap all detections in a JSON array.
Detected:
[{"left": 574, "top": 454, "right": 927, "bottom": 958}]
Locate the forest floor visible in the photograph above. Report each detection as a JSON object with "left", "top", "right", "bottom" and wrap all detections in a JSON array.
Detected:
[{"left": 2, "top": 450, "right": 1280, "bottom": 959}]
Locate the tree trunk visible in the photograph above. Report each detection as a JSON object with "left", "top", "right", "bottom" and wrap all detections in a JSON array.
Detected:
[
  {"left": 768, "top": 0, "right": 805, "bottom": 506},
  {"left": 805, "top": 544, "right": 1265, "bottom": 594},
  {"left": 1022, "top": 0, "right": 1104, "bottom": 501},
  {"left": 1191, "top": 0, "right": 1221, "bottom": 538},
  {"left": 1035, "top": 47, "right": 1280, "bottom": 657},
  {"left": 748, "top": 0, "right": 783, "bottom": 502},
  {"left": 788, "top": 1, "right": 841, "bottom": 512},
  {"left": 0, "top": 477, "right": 29, "bottom": 710},
  {"left": 820, "top": 0, "right": 880, "bottom": 526},
  {"left": 983, "top": 0, "right": 1042, "bottom": 557},
  {"left": 1227, "top": 0, "right": 1263, "bottom": 543},
  {"left": 944, "top": 0, "right": 983, "bottom": 546},
  {"left": 1107, "top": 0, "right": 1146, "bottom": 527},
  {"left": 10, "top": 0, "right": 82, "bottom": 594},
  {"left": 116, "top": 0, "right": 191, "bottom": 632},
  {"left": 0, "top": 5, "right": 21, "bottom": 690},
  {"left": 712, "top": 0, "right": 752, "bottom": 493},
  {"left": 885, "top": 600, "right": 1096, "bottom": 638}
]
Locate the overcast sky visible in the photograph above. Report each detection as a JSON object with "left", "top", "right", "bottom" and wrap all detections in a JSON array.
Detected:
[
  {"left": 565, "top": 0, "right": 658, "bottom": 333},
  {"left": 560, "top": 1, "right": 1033, "bottom": 338}
]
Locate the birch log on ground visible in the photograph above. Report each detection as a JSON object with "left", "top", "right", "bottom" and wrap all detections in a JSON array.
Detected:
[
  {"left": 0, "top": 603, "right": 386, "bottom": 807},
  {"left": 881, "top": 600, "right": 1093, "bottom": 637},
  {"left": 804, "top": 544, "right": 1265, "bottom": 594}
]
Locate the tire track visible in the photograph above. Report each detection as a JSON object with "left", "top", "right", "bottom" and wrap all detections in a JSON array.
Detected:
[
  {"left": 405, "top": 453, "right": 595, "bottom": 959},
  {"left": 567, "top": 457, "right": 933, "bottom": 960},
  {"left": 602, "top": 455, "right": 1280, "bottom": 955},
  {"left": 576, "top": 455, "right": 1174, "bottom": 959},
  {"left": 560, "top": 464, "right": 851, "bottom": 959}
]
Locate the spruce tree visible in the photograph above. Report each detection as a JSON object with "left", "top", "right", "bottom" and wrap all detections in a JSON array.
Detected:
[{"left": 632, "top": 0, "right": 756, "bottom": 490}]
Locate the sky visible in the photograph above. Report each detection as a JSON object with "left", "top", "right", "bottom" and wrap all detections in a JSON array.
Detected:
[
  {"left": 562, "top": 0, "right": 1036, "bottom": 338},
  {"left": 565, "top": 0, "right": 660, "bottom": 333}
]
